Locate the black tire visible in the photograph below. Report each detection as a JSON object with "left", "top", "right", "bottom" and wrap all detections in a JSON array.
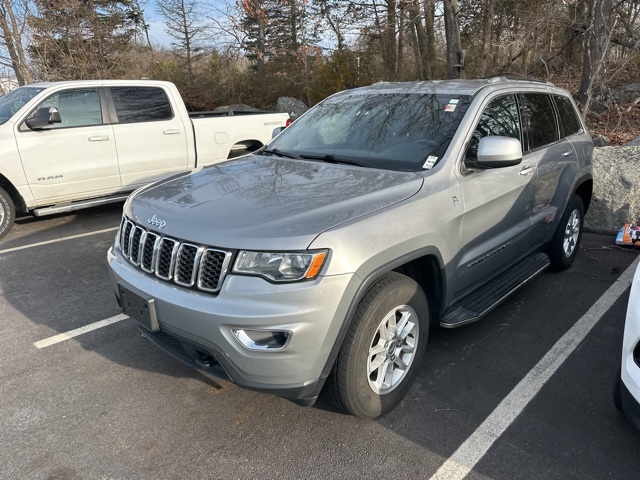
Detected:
[
  {"left": 325, "top": 272, "right": 429, "bottom": 419},
  {"left": 548, "top": 195, "right": 584, "bottom": 270},
  {"left": 0, "top": 187, "right": 15, "bottom": 240}
]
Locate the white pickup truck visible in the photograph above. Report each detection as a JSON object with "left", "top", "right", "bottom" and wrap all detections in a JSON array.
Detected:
[{"left": 0, "top": 79, "right": 289, "bottom": 239}]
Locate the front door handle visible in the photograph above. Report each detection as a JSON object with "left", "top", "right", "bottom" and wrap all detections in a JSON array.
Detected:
[
  {"left": 562, "top": 151, "right": 574, "bottom": 157},
  {"left": 88, "top": 135, "right": 109, "bottom": 142},
  {"left": 163, "top": 129, "right": 181, "bottom": 135},
  {"left": 519, "top": 165, "right": 535, "bottom": 176}
]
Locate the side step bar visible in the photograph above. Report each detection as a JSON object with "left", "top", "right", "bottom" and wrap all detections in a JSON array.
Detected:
[
  {"left": 33, "top": 194, "right": 130, "bottom": 217},
  {"left": 440, "top": 252, "right": 551, "bottom": 329}
]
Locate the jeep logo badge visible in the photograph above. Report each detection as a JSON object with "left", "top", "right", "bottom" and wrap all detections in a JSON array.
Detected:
[{"left": 148, "top": 215, "right": 167, "bottom": 229}]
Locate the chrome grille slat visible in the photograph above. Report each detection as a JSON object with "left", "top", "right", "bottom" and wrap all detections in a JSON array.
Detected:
[
  {"left": 198, "top": 249, "right": 232, "bottom": 293},
  {"left": 156, "top": 238, "right": 179, "bottom": 281},
  {"left": 175, "top": 244, "right": 202, "bottom": 287},
  {"left": 141, "top": 232, "right": 160, "bottom": 273},
  {"left": 117, "top": 217, "right": 231, "bottom": 294}
]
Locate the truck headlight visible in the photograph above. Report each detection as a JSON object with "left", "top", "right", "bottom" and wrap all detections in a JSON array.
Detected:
[{"left": 233, "top": 250, "right": 328, "bottom": 282}]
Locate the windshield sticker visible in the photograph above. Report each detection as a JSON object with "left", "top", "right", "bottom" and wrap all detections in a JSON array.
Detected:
[
  {"left": 449, "top": 99, "right": 460, "bottom": 104},
  {"left": 423, "top": 156, "right": 438, "bottom": 169},
  {"left": 445, "top": 104, "right": 457, "bottom": 112}
]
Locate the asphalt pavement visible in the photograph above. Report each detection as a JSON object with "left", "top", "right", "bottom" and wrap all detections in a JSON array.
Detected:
[{"left": 1, "top": 205, "right": 639, "bottom": 480}]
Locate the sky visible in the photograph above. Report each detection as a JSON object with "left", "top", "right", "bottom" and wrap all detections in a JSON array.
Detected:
[{"left": 141, "top": 0, "right": 233, "bottom": 49}]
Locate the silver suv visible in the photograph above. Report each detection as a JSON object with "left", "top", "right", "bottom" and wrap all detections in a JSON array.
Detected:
[{"left": 108, "top": 78, "right": 593, "bottom": 418}]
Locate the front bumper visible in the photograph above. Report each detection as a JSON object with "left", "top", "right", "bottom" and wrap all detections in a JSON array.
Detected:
[{"left": 107, "top": 247, "right": 358, "bottom": 404}]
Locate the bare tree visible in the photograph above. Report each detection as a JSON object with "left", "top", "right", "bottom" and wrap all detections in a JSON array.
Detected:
[
  {"left": 0, "top": 0, "right": 33, "bottom": 84},
  {"left": 578, "top": 0, "right": 614, "bottom": 111},
  {"left": 443, "top": 0, "right": 464, "bottom": 79},
  {"left": 156, "top": 0, "right": 208, "bottom": 80}
]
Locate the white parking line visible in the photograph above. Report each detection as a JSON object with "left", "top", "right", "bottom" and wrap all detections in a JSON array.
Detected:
[
  {"left": 428, "top": 254, "right": 640, "bottom": 480},
  {"left": 34, "top": 314, "right": 128, "bottom": 349},
  {"left": 0, "top": 226, "right": 119, "bottom": 254}
]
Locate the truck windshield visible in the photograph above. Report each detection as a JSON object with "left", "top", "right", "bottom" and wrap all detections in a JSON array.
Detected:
[
  {"left": 0, "top": 86, "right": 46, "bottom": 125},
  {"left": 267, "top": 92, "right": 472, "bottom": 171}
]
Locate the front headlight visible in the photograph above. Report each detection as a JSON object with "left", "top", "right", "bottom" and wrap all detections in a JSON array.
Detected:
[{"left": 233, "top": 250, "right": 328, "bottom": 282}]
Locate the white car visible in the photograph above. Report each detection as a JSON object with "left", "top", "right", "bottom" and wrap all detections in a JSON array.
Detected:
[{"left": 615, "top": 260, "right": 640, "bottom": 431}]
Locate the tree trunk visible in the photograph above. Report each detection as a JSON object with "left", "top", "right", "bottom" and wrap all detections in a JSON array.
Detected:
[
  {"left": 384, "top": 0, "right": 398, "bottom": 80},
  {"left": 0, "top": 0, "right": 33, "bottom": 84},
  {"left": 479, "top": 0, "right": 495, "bottom": 78},
  {"left": 578, "top": 0, "right": 613, "bottom": 111},
  {"left": 408, "top": 0, "right": 427, "bottom": 80},
  {"left": 443, "top": 0, "right": 464, "bottom": 79},
  {"left": 423, "top": 0, "right": 435, "bottom": 78}
]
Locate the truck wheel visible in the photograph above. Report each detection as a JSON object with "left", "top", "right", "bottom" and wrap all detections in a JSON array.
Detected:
[
  {"left": 326, "top": 272, "right": 429, "bottom": 419},
  {"left": 548, "top": 195, "right": 584, "bottom": 270},
  {"left": 0, "top": 187, "right": 15, "bottom": 240}
]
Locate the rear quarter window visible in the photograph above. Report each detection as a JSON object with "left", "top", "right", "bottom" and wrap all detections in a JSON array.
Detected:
[
  {"left": 553, "top": 95, "right": 582, "bottom": 137},
  {"left": 110, "top": 87, "right": 173, "bottom": 124}
]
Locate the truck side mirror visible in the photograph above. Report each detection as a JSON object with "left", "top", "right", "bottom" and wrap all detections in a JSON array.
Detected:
[
  {"left": 25, "top": 107, "right": 62, "bottom": 130},
  {"left": 271, "top": 126, "right": 286, "bottom": 139}
]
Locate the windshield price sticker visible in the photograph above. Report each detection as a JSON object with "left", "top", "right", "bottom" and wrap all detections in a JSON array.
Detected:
[
  {"left": 423, "top": 156, "right": 438, "bottom": 169},
  {"left": 445, "top": 98, "right": 459, "bottom": 112}
]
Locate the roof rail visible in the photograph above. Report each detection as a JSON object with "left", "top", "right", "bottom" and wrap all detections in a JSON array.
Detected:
[{"left": 485, "top": 76, "right": 555, "bottom": 86}]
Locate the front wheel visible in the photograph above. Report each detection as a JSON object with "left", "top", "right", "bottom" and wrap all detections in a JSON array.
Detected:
[
  {"left": 325, "top": 272, "right": 429, "bottom": 419},
  {"left": 0, "top": 187, "right": 15, "bottom": 240},
  {"left": 548, "top": 195, "right": 584, "bottom": 270}
]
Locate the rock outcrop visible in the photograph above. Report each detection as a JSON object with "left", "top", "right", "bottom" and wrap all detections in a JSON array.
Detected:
[
  {"left": 584, "top": 146, "right": 640, "bottom": 233},
  {"left": 276, "top": 97, "right": 308, "bottom": 120}
]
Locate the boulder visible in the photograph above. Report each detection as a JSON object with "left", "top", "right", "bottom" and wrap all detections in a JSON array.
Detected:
[
  {"left": 276, "top": 97, "right": 308, "bottom": 120},
  {"left": 611, "top": 83, "right": 640, "bottom": 104},
  {"left": 591, "top": 134, "right": 611, "bottom": 147},
  {"left": 584, "top": 146, "right": 640, "bottom": 234}
]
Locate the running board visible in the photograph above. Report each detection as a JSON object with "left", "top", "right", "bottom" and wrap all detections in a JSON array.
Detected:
[
  {"left": 33, "top": 194, "right": 130, "bottom": 217},
  {"left": 440, "top": 252, "right": 551, "bottom": 329}
]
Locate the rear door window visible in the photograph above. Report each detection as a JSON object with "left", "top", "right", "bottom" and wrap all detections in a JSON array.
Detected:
[
  {"left": 110, "top": 87, "right": 173, "bottom": 124},
  {"left": 519, "top": 93, "right": 559, "bottom": 150},
  {"left": 553, "top": 95, "right": 582, "bottom": 137}
]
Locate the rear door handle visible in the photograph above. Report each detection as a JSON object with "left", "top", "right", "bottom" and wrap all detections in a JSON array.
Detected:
[
  {"left": 163, "top": 129, "right": 181, "bottom": 135},
  {"left": 562, "top": 151, "right": 574, "bottom": 157},
  {"left": 88, "top": 135, "right": 109, "bottom": 142},
  {"left": 519, "top": 165, "right": 535, "bottom": 176}
]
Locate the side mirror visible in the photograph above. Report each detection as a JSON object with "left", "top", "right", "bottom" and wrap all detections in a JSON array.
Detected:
[
  {"left": 25, "top": 107, "right": 62, "bottom": 130},
  {"left": 465, "top": 136, "right": 522, "bottom": 169},
  {"left": 271, "top": 126, "right": 286, "bottom": 139}
]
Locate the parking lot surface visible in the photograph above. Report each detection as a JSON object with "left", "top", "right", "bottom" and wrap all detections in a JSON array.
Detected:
[{"left": 1, "top": 206, "right": 639, "bottom": 480}]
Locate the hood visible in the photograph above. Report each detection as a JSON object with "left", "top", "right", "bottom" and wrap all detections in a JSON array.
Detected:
[{"left": 127, "top": 156, "right": 423, "bottom": 250}]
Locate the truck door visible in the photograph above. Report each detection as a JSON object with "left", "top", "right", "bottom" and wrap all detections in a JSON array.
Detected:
[
  {"left": 16, "top": 88, "right": 120, "bottom": 203},
  {"left": 107, "top": 86, "right": 189, "bottom": 187},
  {"left": 453, "top": 93, "right": 535, "bottom": 298}
]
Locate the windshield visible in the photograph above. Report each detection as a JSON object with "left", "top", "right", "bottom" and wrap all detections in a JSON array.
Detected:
[
  {"left": 0, "top": 86, "right": 47, "bottom": 125},
  {"left": 267, "top": 91, "right": 472, "bottom": 171}
]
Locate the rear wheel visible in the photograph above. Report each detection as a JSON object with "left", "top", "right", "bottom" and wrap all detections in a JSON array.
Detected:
[
  {"left": 0, "top": 187, "right": 15, "bottom": 240},
  {"left": 549, "top": 195, "right": 584, "bottom": 270},
  {"left": 325, "top": 272, "right": 429, "bottom": 419}
]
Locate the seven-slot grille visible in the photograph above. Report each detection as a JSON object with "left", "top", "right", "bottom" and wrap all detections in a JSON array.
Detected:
[{"left": 118, "top": 217, "right": 232, "bottom": 293}]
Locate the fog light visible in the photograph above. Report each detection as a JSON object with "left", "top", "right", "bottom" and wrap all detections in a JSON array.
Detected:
[{"left": 232, "top": 329, "right": 291, "bottom": 351}]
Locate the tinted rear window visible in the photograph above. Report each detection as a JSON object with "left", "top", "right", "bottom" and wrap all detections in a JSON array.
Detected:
[
  {"left": 110, "top": 87, "right": 173, "bottom": 123},
  {"left": 520, "top": 93, "right": 558, "bottom": 150}
]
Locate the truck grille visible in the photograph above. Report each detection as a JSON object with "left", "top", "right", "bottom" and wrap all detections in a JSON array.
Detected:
[{"left": 118, "top": 217, "right": 232, "bottom": 294}]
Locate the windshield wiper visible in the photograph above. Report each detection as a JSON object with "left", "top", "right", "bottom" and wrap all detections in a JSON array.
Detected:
[
  {"left": 260, "top": 148, "right": 301, "bottom": 159},
  {"left": 298, "top": 153, "right": 366, "bottom": 167}
]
